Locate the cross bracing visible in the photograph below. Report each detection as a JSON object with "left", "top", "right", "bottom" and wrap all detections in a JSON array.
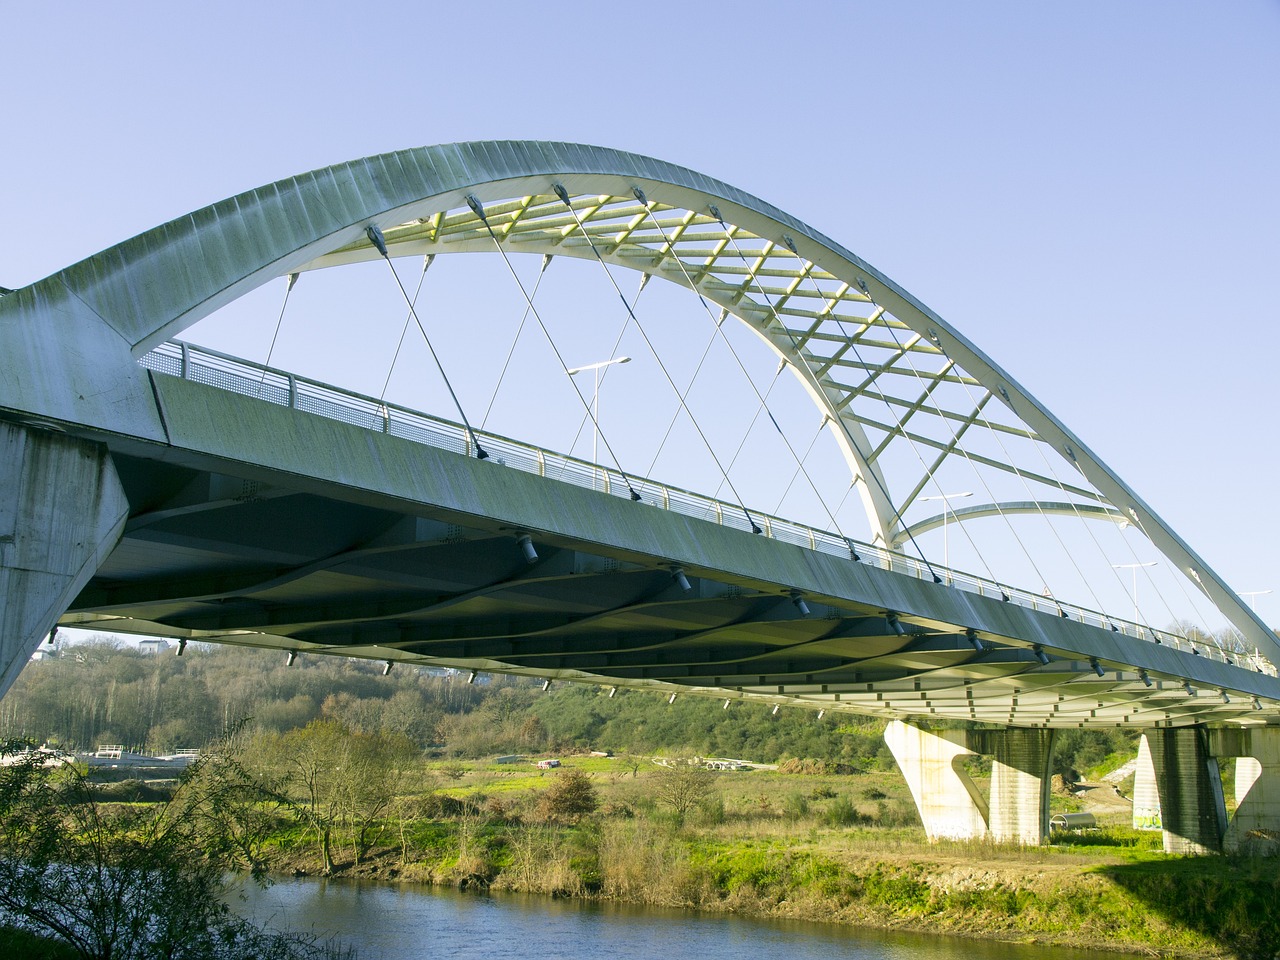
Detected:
[
  {"left": 2, "top": 140, "right": 1277, "bottom": 728},
  {"left": 284, "top": 160, "right": 1271, "bottom": 665}
]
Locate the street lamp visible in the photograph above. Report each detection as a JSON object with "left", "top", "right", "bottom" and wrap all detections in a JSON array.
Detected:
[
  {"left": 1240, "top": 590, "right": 1272, "bottom": 612},
  {"left": 1112, "top": 561, "right": 1158, "bottom": 623},
  {"left": 567, "top": 356, "right": 631, "bottom": 483},
  {"left": 919, "top": 491, "right": 972, "bottom": 572}
]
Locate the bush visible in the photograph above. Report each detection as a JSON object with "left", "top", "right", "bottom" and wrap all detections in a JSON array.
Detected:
[
  {"left": 782, "top": 792, "right": 810, "bottom": 822},
  {"left": 822, "top": 795, "right": 865, "bottom": 827},
  {"left": 536, "top": 769, "right": 598, "bottom": 822},
  {"left": 651, "top": 763, "right": 717, "bottom": 823},
  {"left": 693, "top": 793, "right": 726, "bottom": 826},
  {"left": 873, "top": 799, "right": 921, "bottom": 828}
]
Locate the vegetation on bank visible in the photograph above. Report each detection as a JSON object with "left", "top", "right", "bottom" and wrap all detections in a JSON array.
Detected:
[
  {"left": 4, "top": 640, "right": 1274, "bottom": 959},
  {"left": 345, "top": 762, "right": 1280, "bottom": 959},
  {"left": 65, "top": 734, "right": 1269, "bottom": 960},
  {"left": 0, "top": 739, "right": 352, "bottom": 960},
  {"left": 3, "top": 638, "right": 1138, "bottom": 780}
]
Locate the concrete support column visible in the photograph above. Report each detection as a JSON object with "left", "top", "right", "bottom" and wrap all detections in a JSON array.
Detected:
[
  {"left": 884, "top": 720, "right": 988, "bottom": 841},
  {"left": 1137, "top": 728, "right": 1226, "bottom": 855},
  {"left": 0, "top": 423, "right": 128, "bottom": 699},
  {"left": 1209, "top": 728, "right": 1280, "bottom": 856},
  {"left": 1132, "top": 734, "right": 1163, "bottom": 832},
  {"left": 971, "top": 728, "right": 1057, "bottom": 845}
]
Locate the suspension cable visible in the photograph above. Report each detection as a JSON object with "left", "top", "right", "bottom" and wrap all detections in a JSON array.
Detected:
[
  {"left": 550, "top": 185, "right": 758, "bottom": 528},
  {"left": 1019, "top": 412, "right": 1199, "bottom": 635},
  {"left": 379, "top": 256, "right": 433, "bottom": 404},
  {"left": 481, "top": 254, "right": 552, "bottom": 430},
  {"left": 929, "top": 320, "right": 1144, "bottom": 617},
  {"left": 642, "top": 306, "right": 729, "bottom": 479},
  {"left": 822, "top": 274, "right": 1038, "bottom": 590},
  {"left": 636, "top": 193, "right": 849, "bottom": 541},
  {"left": 258, "top": 272, "right": 298, "bottom": 395},
  {"left": 366, "top": 225, "right": 488, "bottom": 460},
  {"left": 464, "top": 195, "right": 641, "bottom": 501},
  {"left": 566, "top": 270, "right": 650, "bottom": 459},
  {"left": 772, "top": 414, "right": 830, "bottom": 515}
]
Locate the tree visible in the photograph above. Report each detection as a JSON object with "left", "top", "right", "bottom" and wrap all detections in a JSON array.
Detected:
[
  {"left": 250, "top": 721, "right": 347, "bottom": 875},
  {"left": 651, "top": 761, "right": 716, "bottom": 822},
  {"left": 0, "top": 739, "right": 339, "bottom": 960},
  {"left": 338, "top": 729, "right": 415, "bottom": 864},
  {"left": 537, "top": 769, "right": 598, "bottom": 822},
  {"left": 244, "top": 720, "right": 414, "bottom": 873}
]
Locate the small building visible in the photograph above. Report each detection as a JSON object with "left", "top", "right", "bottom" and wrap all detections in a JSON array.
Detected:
[{"left": 137, "top": 639, "right": 170, "bottom": 655}]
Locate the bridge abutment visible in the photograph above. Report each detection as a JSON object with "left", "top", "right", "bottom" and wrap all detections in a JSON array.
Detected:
[
  {"left": 0, "top": 423, "right": 128, "bottom": 699},
  {"left": 884, "top": 720, "right": 1055, "bottom": 845}
]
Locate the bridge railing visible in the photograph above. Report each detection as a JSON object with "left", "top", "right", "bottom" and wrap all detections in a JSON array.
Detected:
[{"left": 142, "top": 340, "right": 1237, "bottom": 666}]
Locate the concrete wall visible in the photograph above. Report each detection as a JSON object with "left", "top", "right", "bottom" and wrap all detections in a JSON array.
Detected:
[{"left": 0, "top": 423, "right": 128, "bottom": 699}]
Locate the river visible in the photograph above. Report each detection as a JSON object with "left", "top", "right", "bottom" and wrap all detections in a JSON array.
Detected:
[{"left": 235, "top": 878, "right": 1119, "bottom": 960}]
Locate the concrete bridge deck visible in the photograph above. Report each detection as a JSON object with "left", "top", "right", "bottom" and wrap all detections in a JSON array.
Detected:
[{"left": 35, "top": 341, "right": 1280, "bottom": 730}]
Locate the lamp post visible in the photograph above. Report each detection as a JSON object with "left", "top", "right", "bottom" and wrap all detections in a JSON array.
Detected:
[
  {"left": 1112, "top": 561, "right": 1158, "bottom": 623},
  {"left": 1240, "top": 590, "right": 1272, "bottom": 612},
  {"left": 919, "top": 491, "right": 972, "bottom": 572},
  {"left": 567, "top": 356, "right": 631, "bottom": 485}
]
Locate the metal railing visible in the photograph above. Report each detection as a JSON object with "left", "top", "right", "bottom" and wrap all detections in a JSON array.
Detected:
[{"left": 141, "top": 340, "right": 1250, "bottom": 668}]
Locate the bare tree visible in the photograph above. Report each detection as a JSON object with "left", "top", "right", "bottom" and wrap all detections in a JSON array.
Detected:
[{"left": 651, "top": 761, "right": 716, "bottom": 822}]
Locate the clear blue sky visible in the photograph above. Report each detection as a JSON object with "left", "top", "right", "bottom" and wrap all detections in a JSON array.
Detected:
[{"left": 4, "top": 2, "right": 1278, "bottom": 624}]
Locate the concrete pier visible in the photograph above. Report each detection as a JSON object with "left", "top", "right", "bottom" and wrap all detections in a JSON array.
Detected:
[
  {"left": 885, "top": 720, "right": 1056, "bottom": 845},
  {"left": 0, "top": 423, "right": 128, "bottom": 699},
  {"left": 1134, "top": 727, "right": 1280, "bottom": 855},
  {"left": 1133, "top": 728, "right": 1226, "bottom": 854},
  {"left": 884, "top": 720, "right": 988, "bottom": 841},
  {"left": 971, "top": 727, "right": 1057, "bottom": 845},
  {"left": 1210, "top": 728, "right": 1280, "bottom": 855}
]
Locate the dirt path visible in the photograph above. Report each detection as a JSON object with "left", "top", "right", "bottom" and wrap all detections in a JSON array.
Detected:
[{"left": 1071, "top": 779, "right": 1134, "bottom": 821}]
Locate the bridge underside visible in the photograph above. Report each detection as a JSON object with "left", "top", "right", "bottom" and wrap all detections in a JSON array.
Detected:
[{"left": 33, "top": 375, "right": 1274, "bottom": 730}]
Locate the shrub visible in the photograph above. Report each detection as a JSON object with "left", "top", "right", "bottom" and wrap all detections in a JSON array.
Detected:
[
  {"left": 782, "top": 792, "right": 810, "bottom": 822},
  {"left": 822, "top": 795, "right": 864, "bottom": 827},
  {"left": 536, "top": 769, "right": 598, "bottom": 822}
]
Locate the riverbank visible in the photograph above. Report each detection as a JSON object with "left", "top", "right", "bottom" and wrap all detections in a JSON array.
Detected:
[{"left": 270, "top": 833, "right": 1275, "bottom": 959}]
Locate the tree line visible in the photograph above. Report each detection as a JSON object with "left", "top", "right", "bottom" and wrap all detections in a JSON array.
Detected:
[
  {"left": 2, "top": 637, "right": 893, "bottom": 765},
  {"left": 2, "top": 636, "right": 1136, "bottom": 776}
]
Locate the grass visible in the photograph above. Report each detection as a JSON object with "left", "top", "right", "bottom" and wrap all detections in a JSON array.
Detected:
[{"left": 109, "top": 754, "right": 1265, "bottom": 959}]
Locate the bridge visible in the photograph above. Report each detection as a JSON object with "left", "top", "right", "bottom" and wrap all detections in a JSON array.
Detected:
[{"left": 1, "top": 141, "right": 1277, "bottom": 854}]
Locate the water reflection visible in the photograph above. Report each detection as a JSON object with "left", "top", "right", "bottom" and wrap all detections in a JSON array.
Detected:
[{"left": 236, "top": 878, "right": 1119, "bottom": 960}]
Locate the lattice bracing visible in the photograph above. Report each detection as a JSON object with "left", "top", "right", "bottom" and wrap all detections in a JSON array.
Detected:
[{"left": 287, "top": 170, "right": 1270, "bottom": 668}]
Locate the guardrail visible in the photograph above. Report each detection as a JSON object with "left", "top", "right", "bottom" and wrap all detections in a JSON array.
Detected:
[{"left": 141, "top": 340, "right": 1255, "bottom": 670}]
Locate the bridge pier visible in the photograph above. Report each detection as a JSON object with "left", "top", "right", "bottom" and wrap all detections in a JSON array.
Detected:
[
  {"left": 1135, "top": 727, "right": 1280, "bottom": 855},
  {"left": 884, "top": 720, "right": 1056, "bottom": 845},
  {"left": 1213, "top": 728, "right": 1280, "bottom": 855},
  {"left": 0, "top": 423, "right": 128, "bottom": 699},
  {"left": 1132, "top": 728, "right": 1226, "bottom": 854}
]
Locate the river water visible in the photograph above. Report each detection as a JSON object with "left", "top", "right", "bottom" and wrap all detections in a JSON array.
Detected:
[{"left": 235, "top": 878, "right": 1118, "bottom": 960}]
